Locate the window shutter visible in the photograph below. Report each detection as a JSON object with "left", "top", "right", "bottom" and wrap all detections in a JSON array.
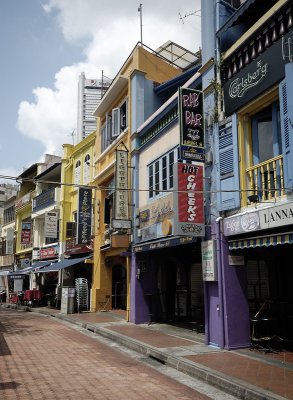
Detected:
[
  {"left": 112, "top": 108, "right": 120, "bottom": 138},
  {"left": 279, "top": 63, "right": 293, "bottom": 190},
  {"left": 216, "top": 114, "right": 240, "bottom": 211}
]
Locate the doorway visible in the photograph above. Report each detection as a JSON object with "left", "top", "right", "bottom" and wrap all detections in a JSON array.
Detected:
[{"left": 112, "top": 264, "right": 126, "bottom": 310}]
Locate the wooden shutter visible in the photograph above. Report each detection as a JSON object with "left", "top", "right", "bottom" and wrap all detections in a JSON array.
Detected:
[
  {"left": 216, "top": 114, "right": 240, "bottom": 211},
  {"left": 279, "top": 63, "right": 293, "bottom": 190}
]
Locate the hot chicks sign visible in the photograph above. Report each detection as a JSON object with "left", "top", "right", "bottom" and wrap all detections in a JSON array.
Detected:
[
  {"left": 173, "top": 162, "right": 205, "bottom": 237},
  {"left": 179, "top": 88, "right": 205, "bottom": 163}
]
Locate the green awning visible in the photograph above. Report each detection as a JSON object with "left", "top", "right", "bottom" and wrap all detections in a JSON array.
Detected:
[{"left": 228, "top": 233, "right": 293, "bottom": 250}]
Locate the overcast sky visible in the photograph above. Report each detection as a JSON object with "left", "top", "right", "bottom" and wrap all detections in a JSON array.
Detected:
[{"left": 0, "top": 0, "right": 201, "bottom": 181}]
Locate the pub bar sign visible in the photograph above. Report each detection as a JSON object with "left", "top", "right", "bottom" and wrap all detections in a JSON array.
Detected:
[{"left": 179, "top": 87, "right": 205, "bottom": 163}]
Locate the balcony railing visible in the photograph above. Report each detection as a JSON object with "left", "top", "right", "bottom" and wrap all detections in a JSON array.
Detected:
[{"left": 246, "top": 155, "right": 284, "bottom": 203}]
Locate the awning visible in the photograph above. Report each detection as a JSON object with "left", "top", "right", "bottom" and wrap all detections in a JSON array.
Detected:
[
  {"left": 228, "top": 233, "right": 293, "bottom": 250},
  {"left": 8, "top": 260, "right": 54, "bottom": 277},
  {"left": 37, "top": 256, "right": 91, "bottom": 273}
]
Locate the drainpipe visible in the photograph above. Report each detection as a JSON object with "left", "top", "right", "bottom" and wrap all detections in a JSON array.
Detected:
[
  {"left": 214, "top": 0, "right": 226, "bottom": 349},
  {"left": 126, "top": 255, "right": 130, "bottom": 322},
  {"left": 216, "top": 216, "right": 225, "bottom": 348}
]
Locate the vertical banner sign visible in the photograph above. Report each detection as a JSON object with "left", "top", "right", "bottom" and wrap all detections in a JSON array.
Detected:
[
  {"left": 77, "top": 188, "right": 92, "bottom": 244},
  {"left": 173, "top": 162, "right": 205, "bottom": 236},
  {"left": 114, "top": 150, "right": 129, "bottom": 220},
  {"left": 201, "top": 240, "right": 217, "bottom": 281},
  {"left": 21, "top": 222, "right": 31, "bottom": 244},
  {"left": 179, "top": 87, "right": 205, "bottom": 162},
  {"left": 6, "top": 227, "right": 14, "bottom": 255},
  {"left": 45, "top": 211, "right": 58, "bottom": 239}
]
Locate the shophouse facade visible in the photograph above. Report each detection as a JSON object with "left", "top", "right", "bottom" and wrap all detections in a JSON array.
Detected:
[
  {"left": 56, "top": 131, "right": 95, "bottom": 309},
  {"left": 201, "top": 0, "right": 293, "bottom": 349},
  {"left": 92, "top": 43, "right": 184, "bottom": 318},
  {"left": 30, "top": 159, "right": 61, "bottom": 295},
  {"left": 130, "top": 61, "right": 204, "bottom": 325}
]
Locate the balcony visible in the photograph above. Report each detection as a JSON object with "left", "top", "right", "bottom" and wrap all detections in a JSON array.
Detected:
[
  {"left": 246, "top": 155, "right": 284, "bottom": 203},
  {"left": 32, "top": 187, "right": 60, "bottom": 214}
]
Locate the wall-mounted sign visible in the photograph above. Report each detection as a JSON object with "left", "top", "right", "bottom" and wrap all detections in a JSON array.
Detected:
[
  {"left": 228, "top": 255, "right": 245, "bottom": 266},
  {"left": 179, "top": 88, "right": 205, "bottom": 163},
  {"left": 21, "top": 222, "right": 31, "bottom": 245},
  {"left": 173, "top": 163, "right": 205, "bottom": 237},
  {"left": 32, "top": 187, "right": 55, "bottom": 212},
  {"left": 76, "top": 188, "right": 92, "bottom": 245},
  {"left": 40, "top": 245, "right": 59, "bottom": 260},
  {"left": 138, "top": 194, "right": 174, "bottom": 242},
  {"left": 223, "top": 30, "right": 292, "bottom": 116},
  {"left": 223, "top": 201, "right": 293, "bottom": 237},
  {"left": 45, "top": 211, "right": 58, "bottom": 239},
  {"left": 114, "top": 149, "right": 129, "bottom": 220},
  {"left": 201, "top": 240, "right": 217, "bottom": 281}
]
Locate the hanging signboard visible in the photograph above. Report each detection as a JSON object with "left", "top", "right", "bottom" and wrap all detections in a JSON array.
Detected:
[
  {"left": 76, "top": 188, "right": 92, "bottom": 245},
  {"left": 21, "top": 222, "right": 31, "bottom": 245},
  {"left": 45, "top": 211, "right": 58, "bottom": 239},
  {"left": 201, "top": 240, "right": 217, "bottom": 281},
  {"left": 6, "top": 227, "right": 14, "bottom": 255},
  {"left": 114, "top": 149, "right": 129, "bottom": 220},
  {"left": 173, "top": 162, "right": 205, "bottom": 237},
  {"left": 179, "top": 87, "right": 205, "bottom": 163}
]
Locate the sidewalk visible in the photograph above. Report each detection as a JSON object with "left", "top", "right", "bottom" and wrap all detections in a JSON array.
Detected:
[{"left": 2, "top": 303, "right": 293, "bottom": 400}]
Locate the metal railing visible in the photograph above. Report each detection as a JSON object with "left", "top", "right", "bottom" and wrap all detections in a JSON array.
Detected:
[{"left": 246, "top": 155, "right": 284, "bottom": 202}]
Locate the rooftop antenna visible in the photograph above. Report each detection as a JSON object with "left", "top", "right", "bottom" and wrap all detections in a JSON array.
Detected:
[
  {"left": 138, "top": 3, "right": 143, "bottom": 44},
  {"left": 69, "top": 129, "right": 76, "bottom": 145},
  {"left": 179, "top": 9, "right": 201, "bottom": 24}
]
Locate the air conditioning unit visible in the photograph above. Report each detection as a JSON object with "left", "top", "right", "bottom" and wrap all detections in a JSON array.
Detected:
[{"left": 137, "top": 229, "right": 142, "bottom": 238}]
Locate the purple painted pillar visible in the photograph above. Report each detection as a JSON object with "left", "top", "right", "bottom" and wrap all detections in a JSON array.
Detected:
[
  {"left": 130, "top": 253, "right": 155, "bottom": 324},
  {"left": 205, "top": 221, "right": 250, "bottom": 349},
  {"left": 221, "top": 232, "right": 251, "bottom": 349}
]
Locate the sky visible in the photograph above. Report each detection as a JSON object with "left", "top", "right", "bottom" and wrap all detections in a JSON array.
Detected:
[{"left": 0, "top": 0, "right": 201, "bottom": 182}]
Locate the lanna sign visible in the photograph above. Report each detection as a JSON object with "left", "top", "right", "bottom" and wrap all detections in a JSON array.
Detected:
[{"left": 179, "top": 87, "right": 205, "bottom": 163}]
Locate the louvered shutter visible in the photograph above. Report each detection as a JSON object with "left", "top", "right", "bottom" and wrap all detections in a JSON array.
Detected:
[
  {"left": 279, "top": 63, "right": 293, "bottom": 190},
  {"left": 216, "top": 114, "right": 240, "bottom": 211}
]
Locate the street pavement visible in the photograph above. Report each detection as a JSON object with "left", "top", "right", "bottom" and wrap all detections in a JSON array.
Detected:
[
  {"left": 0, "top": 307, "right": 236, "bottom": 400},
  {"left": 1, "top": 305, "right": 293, "bottom": 399}
]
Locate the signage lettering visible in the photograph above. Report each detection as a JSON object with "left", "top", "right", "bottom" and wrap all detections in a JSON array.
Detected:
[
  {"left": 179, "top": 88, "right": 204, "bottom": 162},
  {"left": 229, "top": 61, "right": 268, "bottom": 98}
]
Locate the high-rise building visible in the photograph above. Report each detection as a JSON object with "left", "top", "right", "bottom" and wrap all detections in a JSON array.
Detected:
[{"left": 76, "top": 72, "right": 111, "bottom": 143}]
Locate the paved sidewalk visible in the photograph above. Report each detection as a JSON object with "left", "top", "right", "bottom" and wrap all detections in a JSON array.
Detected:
[{"left": 2, "top": 303, "right": 293, "bottom": 400}]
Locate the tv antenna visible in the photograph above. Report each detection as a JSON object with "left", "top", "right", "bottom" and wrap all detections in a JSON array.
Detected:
[{"left": 179, "top": 9, "right": 201, "bottom": 24}]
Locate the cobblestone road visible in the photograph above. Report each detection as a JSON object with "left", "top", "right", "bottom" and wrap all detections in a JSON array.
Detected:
[{"left": 0, "top": 309, "right": 213, "bottom": 400}]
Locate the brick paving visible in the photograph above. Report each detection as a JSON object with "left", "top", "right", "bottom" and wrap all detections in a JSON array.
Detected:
[
  {"left": 106, "top": 324, "right": 195, "bottom": 348},
  {"left": 0, "top": 309, "right": 211, "bottom": 400},
  {"left": 185, "top": 352, "right": 293, "bottom": 400}
]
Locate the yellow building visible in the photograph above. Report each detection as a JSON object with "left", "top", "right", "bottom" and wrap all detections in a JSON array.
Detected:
[
  {"left": 59, "top": 131, "right": 95, "bottom": 299},
  {"left": 92, "top": 43, "right": 182, "bottom": 317}
]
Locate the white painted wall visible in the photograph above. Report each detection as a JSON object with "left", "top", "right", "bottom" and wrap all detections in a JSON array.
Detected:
[{"left": 138, "top": 122, "right": 179, "bottom": 207}]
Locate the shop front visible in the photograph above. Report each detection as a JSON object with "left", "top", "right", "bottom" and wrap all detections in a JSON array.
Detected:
[
  {"left": 132, "top": 237, "right": 204, "bottom": 329},
  {"left": 224, "top": 203, "right": 293, "bottom": 350}
]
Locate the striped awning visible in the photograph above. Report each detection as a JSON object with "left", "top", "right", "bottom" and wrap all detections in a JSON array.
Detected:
[{"left": 228, "top": 233, "right": 293, "bottom": 250}]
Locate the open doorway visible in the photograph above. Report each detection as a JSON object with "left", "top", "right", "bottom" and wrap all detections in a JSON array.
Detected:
[{"left": 112, "top": 264, "right": 126, "bottom": 310}]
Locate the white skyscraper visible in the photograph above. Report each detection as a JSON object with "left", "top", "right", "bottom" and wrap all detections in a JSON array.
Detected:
[{"left": 76, "top": 72, "right": 111, "bottom": 143}]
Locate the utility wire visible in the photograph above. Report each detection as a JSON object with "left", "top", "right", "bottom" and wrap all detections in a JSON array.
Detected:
[{"left": 0, "top": 174, "right": 290, "bottom": 195}]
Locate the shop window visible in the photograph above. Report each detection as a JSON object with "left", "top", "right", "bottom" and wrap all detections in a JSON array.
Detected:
[
  {"left": 250, "top": 102, "right": 282, "bottom": 200},
  {"left": 101, "top": 99, "right": 128, "bottom": 151},
  {"left": 84, "top": 154, "right": 91, "bottom": 184},
  {"left": 148, "top": 147, "right": 178, "bottom": 199},
  {"left": 74, "top": 160, "right": 81, "bottom": 185}
]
